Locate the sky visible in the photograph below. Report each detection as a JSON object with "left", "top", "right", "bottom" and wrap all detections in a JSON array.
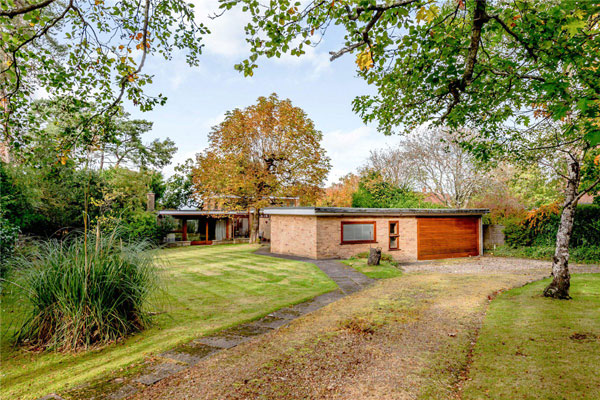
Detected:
[{"left": 127, "top": 1, "right": 400, "bottom": 185}]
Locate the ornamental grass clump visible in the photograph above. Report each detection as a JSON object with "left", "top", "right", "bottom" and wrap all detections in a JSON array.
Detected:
[{"left": 14, "top": 231, "right": 160, "bottom": 352}]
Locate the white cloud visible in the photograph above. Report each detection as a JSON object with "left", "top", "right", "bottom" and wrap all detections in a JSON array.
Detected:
[
  {"left": 202, "top": 112, "right": 227, "bottom": 130},
  {"left": 191, "top": 0, "right": 332, "bottom": 78},
  {"left": 273, "top": 44, "right": 332, "bottom": 79},
  {"left": 191, "top": 0, "right": 250, "bottom": 58},
  {"left": 322, "top": 126, "right": 399, "bottom": 184}
]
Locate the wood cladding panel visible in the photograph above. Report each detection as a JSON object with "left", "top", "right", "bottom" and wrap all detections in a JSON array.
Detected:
[{"left": 417, "top": 217, "right": 479, "bottom": 260}]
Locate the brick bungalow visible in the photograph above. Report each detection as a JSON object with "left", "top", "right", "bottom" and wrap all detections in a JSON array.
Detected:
[{"left": 263, "top": 207, "right": 489, "bottom": 262}]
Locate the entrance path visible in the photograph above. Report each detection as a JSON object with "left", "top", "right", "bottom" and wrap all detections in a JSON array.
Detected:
[
  {"left": 127, "top": 256, "right": 599, "bottom": 400},
  {"left": 254, "top": 247, "right": 375, "bottom": 294},
  {"left": 62, "top": 248, "right": 375, "bottom": 400}
]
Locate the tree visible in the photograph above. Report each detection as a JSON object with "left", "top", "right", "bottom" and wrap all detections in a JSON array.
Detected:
[
  {"left": 193, "top": 94, "right": 331, "bottom": 242},
  {"left": 95, "top": 115, "right": 177, "bottom": 171},
  {"left": 364, "top": 148, "right": 415, "bottom": 189},
  {"left": 226, "top": 0, "right": 600, "bottom": 299},
  {"left": 366, "top": 126, "right": 486, "bottom": 208},
  {"left": 352, "top": 171, "right": 442, "bottom": 209},
  {"left": 15, "top": 99, "right": 176, "bottom": 172},
  {"left": 317, "top": 173, "right": 360, "bottom": 207},
  {"left": 1, "top": 0, "right": 207, "bottom": 151},
  {"left": 161, "top": 159, "right": 201, "bottom": 210}
]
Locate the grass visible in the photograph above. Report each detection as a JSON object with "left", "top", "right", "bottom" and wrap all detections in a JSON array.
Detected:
[
  {"left": 0, "top": 244, "right": 337, "bottom": 400},
  {"left": 463, "top": 274, "right": 600, "bottom": 399},
  {"left": 342, "top": 254, "right": 402, "bottom": 279},
  {"left": 487, "top": 244, "right": 600, "bottom": 264}
]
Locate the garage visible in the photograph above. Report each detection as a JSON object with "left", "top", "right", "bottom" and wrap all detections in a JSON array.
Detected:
[
  {"left": 417, "top": 216, "right": 480, "bottom": 260},
  {"left": 263, "top": 207, "right": 488, "bottom": 262}
]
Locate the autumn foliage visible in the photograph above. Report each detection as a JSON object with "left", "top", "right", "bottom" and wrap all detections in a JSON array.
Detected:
[
  {"left": 193, "top": 94, "right": 330, "bottom": 241},
  {"left": 317, "top": 173, "right": 360, "bottom": 207}
]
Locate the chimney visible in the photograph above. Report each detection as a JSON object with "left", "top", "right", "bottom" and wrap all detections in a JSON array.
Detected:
[{"left": 147, "top": 192, "right": 156, "bottom": 212}]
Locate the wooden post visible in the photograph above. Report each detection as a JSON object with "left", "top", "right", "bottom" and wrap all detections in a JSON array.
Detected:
[{"left": 182, "top": 219, "right": 188, "bottom": 241}]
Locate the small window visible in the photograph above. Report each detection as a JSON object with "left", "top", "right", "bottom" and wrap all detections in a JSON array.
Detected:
[
  {"left": 389, "top": 221, "right": 400, "bottom": 250},
  {"left": 341, "top": 221, "right": 376, "bottom": 244}
]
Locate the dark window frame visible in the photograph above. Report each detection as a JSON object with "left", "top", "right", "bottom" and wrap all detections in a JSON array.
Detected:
[
  {"left": 340, "top": 221, "right": 377, "bottom": 244},
  {"left": 389, "top": 220, "right": 400, "bottom": 251}
]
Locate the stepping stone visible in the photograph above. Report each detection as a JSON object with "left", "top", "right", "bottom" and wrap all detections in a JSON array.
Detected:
[
  {"left": 270, "top": 308, "right": 302, "bottom": 319},
  {"left": 194, "top": 335, "right": 248, "bottom": 349},
  {"left": 108, "top": 384, "right": 138, "bottom": 400},
  {"left": 219, "top": 324, "right": 272, "bottom": 337},
  {"left": 249, "top": 315, "right": 289, "bottom": 329},
  {"left": 134, "top": 363, "right": 186, "bottom": 386},
  {"left": 36, "top": 395, "right": 65, "bottom": 400},
  {"left": 159, "top": 350, "right": 207, "bottom": 365}
]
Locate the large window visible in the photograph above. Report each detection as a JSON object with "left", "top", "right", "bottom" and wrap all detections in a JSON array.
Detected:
[{"left": 341, "top": 221, "right": 376, "bottom": 244}]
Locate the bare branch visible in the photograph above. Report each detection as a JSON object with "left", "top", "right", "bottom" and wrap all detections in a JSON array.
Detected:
[{"left": 329, "top": 40, "right": 365, "bottom": 61}]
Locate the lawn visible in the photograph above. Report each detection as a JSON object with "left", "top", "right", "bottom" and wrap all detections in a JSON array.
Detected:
[
  {"left": 463, "top": 274, "right": 600, "bottom": 399},
  {"left": 0, "top": 244, "right": 337, "bottom": 400},
  {"left": 341, "top": 254, "right": 402, "bottom": 279}
]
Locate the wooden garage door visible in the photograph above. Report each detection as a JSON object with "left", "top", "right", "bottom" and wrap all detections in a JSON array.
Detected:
[{"left": 417, "top": 217, "right": 480, "bottom": 260}]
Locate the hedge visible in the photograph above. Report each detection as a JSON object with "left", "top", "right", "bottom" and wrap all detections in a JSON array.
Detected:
[{"left": 504, "top": 204, "right": 600, "bottom": 248}]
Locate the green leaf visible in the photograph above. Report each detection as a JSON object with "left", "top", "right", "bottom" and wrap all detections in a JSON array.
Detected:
[{"left": 585, "top": 130, "right": 600, "bottom": 146}]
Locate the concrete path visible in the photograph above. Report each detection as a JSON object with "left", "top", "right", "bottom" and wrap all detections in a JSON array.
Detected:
[{"left": 58, "top": 247, "right": 375, "bottom": 400}]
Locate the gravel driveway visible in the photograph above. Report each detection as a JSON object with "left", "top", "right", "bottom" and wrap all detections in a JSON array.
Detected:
[{"left": 400, "top": 255, "right": 600, "bottom": 274}]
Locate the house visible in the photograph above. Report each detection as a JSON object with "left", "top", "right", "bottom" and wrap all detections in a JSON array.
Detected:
[
  {"left": 263, "top": 207, "right": 489, "bottom": 261},
  {"left": 579, "top": 193, "right": 597, "bottom": 205},
  {"left": 157, "top": 196, "right": 300, "bottom": 246}
]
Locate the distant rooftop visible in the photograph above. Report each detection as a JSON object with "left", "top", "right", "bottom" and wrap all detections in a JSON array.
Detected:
[
  {"left": 157, "top": 210, "right": 249, "bottom": 216},
  {"left": 262, "top": 207, "right": 489, "bottom": 217}
]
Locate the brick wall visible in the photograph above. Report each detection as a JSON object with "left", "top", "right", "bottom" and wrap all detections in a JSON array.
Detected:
[
  {"left": 316, "top": 217, "right": 418, "bottom": 261},
  {"left": 270, "top": 215, "right": 318, "bottom": 258},
  {"left": 483, "top": 224, "right": 505, "bottom": 249},
  {"left": 269, "top": 215, "right": 419, "bottom": 261},
  {"left": 259, "top": 215, "right": 271, "bottom": 241}
]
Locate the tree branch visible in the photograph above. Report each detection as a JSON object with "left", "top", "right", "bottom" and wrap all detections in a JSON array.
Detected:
[
  {"left": 577, "top": 176, "right": 600, "bottom": 201},
  {"left": 0, "top": 0, "right": 56, "bottom": 18},
  {"left": 347, "top": 0, "right": 418, "bottom": 21},
  {"left": 330, "top": 40, "right": 365, "bottom": 61},
  {"left": 331, "top": 0, "right": 418, "bottom": 60},
  {"left": 488, "top": 14, "right": 538, "bottom": 61}
]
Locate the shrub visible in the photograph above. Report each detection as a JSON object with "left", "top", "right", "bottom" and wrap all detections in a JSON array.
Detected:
[
  {"left": 14, "top": 231, "right": 160, "bottom": 351},
  {"left": 488, "top": 245, "right": 600, "bottom": 264},
  {"left": 352, "top": 251, "right": 397, "bottom": 265},
  {"left": 0, "top": 215, "right": 20, "bottom": 280},
  {"left": 504, "top": 204, "right": 600, "bottom": 248},
  {"left": 352, "top": 171, "right": 444, "bottom": 209},
  {"left": 120, "top": 211, "right": 174, "bottom": 245}
]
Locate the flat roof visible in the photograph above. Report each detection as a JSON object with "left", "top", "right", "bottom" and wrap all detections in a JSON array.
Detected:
[
  {"left": 158, "top": 210, "right": 248, "bottom": 217},
  {"left": 262, "top": 207, "right": 489, "bottom": 217}
]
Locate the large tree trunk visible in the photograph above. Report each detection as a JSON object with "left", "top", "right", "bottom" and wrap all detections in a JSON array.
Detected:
[
  {"left": 249, "top": 209, "right": 260, "bottom": 244},
  {"left": 543, "top": 157, "right": 581, "bottom": 300}
]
